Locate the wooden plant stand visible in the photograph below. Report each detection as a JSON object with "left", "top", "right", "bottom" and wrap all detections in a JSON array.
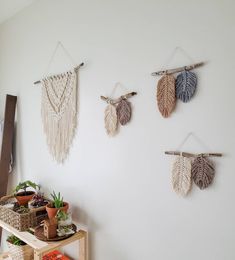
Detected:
[{"left": 0, "top": 220, "right": 87, "bottom": 260}]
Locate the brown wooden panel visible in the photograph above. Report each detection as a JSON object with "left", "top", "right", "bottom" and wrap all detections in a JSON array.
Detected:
[{"left": 0, "top": 95, "right": 17, "bottom": 243}]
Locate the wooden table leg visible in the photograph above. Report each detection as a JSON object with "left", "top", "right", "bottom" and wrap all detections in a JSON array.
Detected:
[
  {"left": 79, "top": 232, "right": 87, "bottom": 260},
  {"left": 34, "top": 250, "right": 42, "bottom": 260}
]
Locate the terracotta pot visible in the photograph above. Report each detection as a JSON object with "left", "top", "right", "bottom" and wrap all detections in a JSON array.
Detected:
[
  {"left": 46, "top": 202, "right": 69, "bottom": 219},
  {"left": 15, "top": 191, "right": 35, "bottom": 206}
]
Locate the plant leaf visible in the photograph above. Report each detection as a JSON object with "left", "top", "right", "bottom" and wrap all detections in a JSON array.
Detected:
[
  {"left": 172, "top": 155, "right": 192, "bottom": 196},
  {"left": 104, "top": 104, "right": 118, "bottom": 136},
  {"left": 176, "top": 71, "right": 197, "bottom": 103},
  {"left": 116, "top": 99, "right": 132, "bottom": 125},
  {"left": 192, "top": 156, "right": 215, "bottom": 189},
  {"left": 157, "top": 74, "right": 176, "bottom": 118}
]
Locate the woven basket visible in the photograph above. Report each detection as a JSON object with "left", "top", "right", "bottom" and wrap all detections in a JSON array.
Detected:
[
  {"left": 0, "top": 195, "right": 48, "bottom": 231},
  {"left": 7, "top": 241, "right": 33, "bottom": 260}
]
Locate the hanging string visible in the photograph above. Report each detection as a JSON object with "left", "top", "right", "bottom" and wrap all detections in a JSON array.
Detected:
[
  {"left": 176, "top": 132, "right": 211, "bottom": 151},
  {"left": 43, "top": 41, "right": 77, "bottom": 77},
  {"left": 109, "top": 82, "right": 129, "bottom": 98},
  {"left": 161, "top": 47, "right": 195, "bottom": 69}
]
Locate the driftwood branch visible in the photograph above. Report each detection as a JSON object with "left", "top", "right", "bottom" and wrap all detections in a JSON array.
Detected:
[
  {"left": 34, "top": 62, "right": 84, "bottom": 85},
  {"left": 100, "top": 92, "right": 137, "bottom": 104},
  {"left": 151, "top": 62, "right": 204, "bottom": 76},
  {"left": 165, "top": 151, "right": 222, "bottom": 158}
]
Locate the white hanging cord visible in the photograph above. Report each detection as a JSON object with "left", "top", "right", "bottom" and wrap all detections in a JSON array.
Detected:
[
  {"left": 110, "top": 82, "right": 129, "bottom": 98},
  {"left": 162, "top": 47, "right": 195, "bottom": 69},
  {"left": 176, "top": 132, "right": 211, "bottom": 151},
  {"left": 43, "top": 41, "right": 77, "bottom": 77}
]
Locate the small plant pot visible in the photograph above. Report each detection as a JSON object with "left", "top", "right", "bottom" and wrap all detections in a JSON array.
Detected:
[
  {"left": 15, "top": 191, "right": 35, "bottom": 206},
  {"left": 7, "top": 242, "right": 33, "bottom": 260},
  {"left": 46, "top": 202, "right": 69, "bottom": 219}
]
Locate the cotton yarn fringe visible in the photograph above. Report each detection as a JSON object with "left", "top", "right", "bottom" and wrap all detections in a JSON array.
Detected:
[
  {"left": 192, "top": 156, "right": 215, "bottom": 189},
  {"left": 41, "top": 68, "right": 78, "bottom": 163},
  {"left": 157, "top": 74, "right": 176, "bottom": 118},
  {"left": 172, "top": 155, "right": 192, "bottom": 196}
]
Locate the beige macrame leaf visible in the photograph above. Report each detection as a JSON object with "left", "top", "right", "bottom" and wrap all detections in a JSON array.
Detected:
[
  {"left": 172, "top": 155, "right": 192, "bottom": 196},
  {"left": 192, "top": 156, "right": 215, "bottom": 189},
  {"left": 116, "top": 99, "right": 132, "bottom": 125},
  {"left": 157, "top": 74, "right": 176, "bottom": 118},
  {"left": 104, "top": 104, "right": 118, "bottom": 136}
]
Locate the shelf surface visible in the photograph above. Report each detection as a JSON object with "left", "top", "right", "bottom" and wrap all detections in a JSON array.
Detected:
[{"left": 0, "top": 219, "right": 86, "bottom": 253}]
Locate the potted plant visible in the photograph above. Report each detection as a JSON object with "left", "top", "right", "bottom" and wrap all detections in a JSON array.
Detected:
[
  {"left": 7, "top": 235, "right": 33, "bottom": 260},
  {"left": 28, "top": 191, "right": 49, "bottom": 209},
  {"left": 46, "top": 191, "right": 69, "bottom": 219},
  {"left": 14, "top": 181, "right": 39, "bottom": 206}
]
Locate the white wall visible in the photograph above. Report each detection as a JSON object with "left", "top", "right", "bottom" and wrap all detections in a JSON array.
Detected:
[{"left": 0, "top": 0, "right": 235, "bottom": 259}]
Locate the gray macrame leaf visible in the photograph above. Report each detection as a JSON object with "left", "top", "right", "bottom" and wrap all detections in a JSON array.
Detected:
[
  {"left": 176, "top": 71, "right": 197, "bottom": 103},
  {"left": 192, "top": 156, "right": 215, "bottom": 190},
  {"left": 116, "top": 99, "right": 132, "bottom": 125}
]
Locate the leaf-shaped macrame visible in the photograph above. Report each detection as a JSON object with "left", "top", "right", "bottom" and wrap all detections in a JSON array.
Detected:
[
  {"left": 116, "top": 99, "right": 132, "bottom": 125},
  {"left": 157, "top": 74, "right": 176, "bottom": 118},
  {"left": 104, "top": 104, "right": 118, "bottom": 136},
  {"left": 176, "top": 71, "right": 197, "bottom": 103},
  {"left": 172, "top": 155, "right": 192, "bottom": 196},
  {"left": 192, "top": 156, "right": 215, "bottom": 189}
]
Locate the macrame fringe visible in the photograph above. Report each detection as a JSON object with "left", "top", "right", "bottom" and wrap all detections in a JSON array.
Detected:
[
  {"left": 172, "top": 155, "right": 192, "bottom": 196},
  {"left": 41, "top": 69, "right": 78, "bottom": 163},
  {"left": 192, "top": 156, "right": 215, "bottom": 189},
  {"left": 157, "top": 74, "right": 176, "bottom": 118},
  {"left": 176, "top": 71, "right": 197, "bottom": 103}
]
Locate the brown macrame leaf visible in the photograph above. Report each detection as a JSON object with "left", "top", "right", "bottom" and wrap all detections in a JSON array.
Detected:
[
  {"left": 172, "top": 156, "right": 192, "bottom": 196},
  {"left": 192, "top": 156, "right": 215, "bottom": 189},
  {"left": 116, "top": 99, "right": 132, "bottom": 125},
  {"left": 156, "top": 74, "right": 176, "bottom": 118},
  {"left": 104, "top": 104, "right": 118, "bottom": 136}
]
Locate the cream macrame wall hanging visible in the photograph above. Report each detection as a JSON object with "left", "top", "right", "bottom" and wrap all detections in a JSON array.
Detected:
[
  {"left": 151, "top": 47, "right": 205, "bottom": 118},
  {"left": 165, "top": 133, "right": 222, "bottom": 196},
  {"left": 34, "top": 41, "right": 84, "bottom": 163},
  {"left": 100, "top": 84, "right": 137, "bottom": 136}
]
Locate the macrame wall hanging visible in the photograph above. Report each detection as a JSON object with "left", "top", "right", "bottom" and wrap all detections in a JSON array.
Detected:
[
  {"left": 165, "top": 133, "right": 222, "bottom": 196},
  {"left": 34, "top": 41, "right": 84, "bottom": 163},
  {"left": 151, "top": 47, "right": 205, "bottom": 118},
  {"left": 100, "top": 83, "right": 137, "bottom": 136}
]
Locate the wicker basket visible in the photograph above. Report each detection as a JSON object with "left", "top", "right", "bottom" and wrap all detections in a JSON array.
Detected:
[
  {"left": 7, "top": 241, "right": 34, "bottom": 260},
  {"left": 0, "top": 195, "right": 48, "bottom": 231}
]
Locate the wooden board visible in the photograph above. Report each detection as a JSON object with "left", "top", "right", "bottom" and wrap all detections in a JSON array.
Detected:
[{"left": 0, "top": 95, "right": 17, "bottom": 243}]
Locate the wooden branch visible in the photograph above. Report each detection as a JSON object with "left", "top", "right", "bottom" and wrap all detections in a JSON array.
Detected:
[
  {"left": 34, "top": 62, "right": 84, "bottom": 85},
  {"left": 151, "top": 62, "right": 204, "bottom": 76},
  {"left": 100, "top": 92, "right": 137, "bottom": 104},
  {"left": 165, "top": 151, "right": 222, "bottom": 158}
]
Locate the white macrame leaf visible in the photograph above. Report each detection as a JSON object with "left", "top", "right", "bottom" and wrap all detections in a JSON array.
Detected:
[
  {"left": 171, "top": 155, "right": 192, "bottom": 196},
  {"left": 41, "top": 69, "right": 78, "bottom": 163},
  {"left": 104, "top": 104, "right": 118, "bottom": 136}
]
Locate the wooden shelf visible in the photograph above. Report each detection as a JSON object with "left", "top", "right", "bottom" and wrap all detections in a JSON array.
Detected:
[
  {"left": 0, "top": 252, "right": 11, "bottom": 260},
  {"left": 0, "top": 220, "right": 87, "bottom": 260}
]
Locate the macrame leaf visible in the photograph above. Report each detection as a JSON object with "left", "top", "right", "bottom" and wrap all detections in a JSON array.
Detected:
[
  {"left": 157, "top": 74, "right": 176, "bottom": 118},
  {"left": 116, "top": 99, "right": 132, "bottom": 125},
  {"left": 104, "top": 104, "right": 118, "bottom": 136},
  {"left": 176, "top": 71, "right": 197, "bottom": 103},
  {"left": 192, "top": 156, "right": 215, "bottom": 189},
  {"left": 172, "top": 156, "right": 192, "bottom": 196}
]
